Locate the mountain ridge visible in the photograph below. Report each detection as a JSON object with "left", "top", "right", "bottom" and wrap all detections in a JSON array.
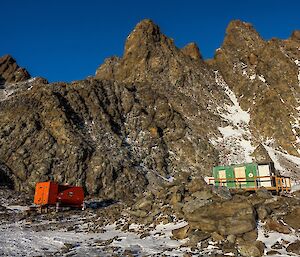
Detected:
[{"left": 1, "top": 19, "right": 300, "bottom": 198}]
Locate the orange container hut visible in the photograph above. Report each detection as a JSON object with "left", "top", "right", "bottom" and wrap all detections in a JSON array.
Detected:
[{"left": 34, "top": 181, "right": 84, "bottom": 208}]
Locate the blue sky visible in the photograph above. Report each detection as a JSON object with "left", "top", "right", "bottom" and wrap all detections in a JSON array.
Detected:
[{"left": 1, "top": 0, "right": 300, "bottom": 82}]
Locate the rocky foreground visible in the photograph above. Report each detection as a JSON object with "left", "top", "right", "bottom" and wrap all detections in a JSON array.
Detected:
[{"left": 2, "top": 177, "right": 300, "bottom": 256}]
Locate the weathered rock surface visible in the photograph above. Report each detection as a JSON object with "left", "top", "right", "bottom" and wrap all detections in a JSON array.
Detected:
[
  {"left": 287, "top": 240, "right": 300, "bottom": 255},
  {"left": 211, "top": 20, "right": 300, "bottom": 157},
  {"left": 264, "top": 218, "right": 290, "bottom": 234},
  {"left": 0, "top": 55, "right": 30, "bottom": 84},
  {"left": 283, "top": 206, "right": 300, "bottom": 230},
  {"left": 238, "top": 240, "right": 265, "bottom": 257},
  {"left": 171, "top": 224, "right": 190, "bottom": 239}
]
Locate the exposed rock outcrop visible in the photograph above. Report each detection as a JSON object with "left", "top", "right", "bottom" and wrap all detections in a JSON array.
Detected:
[{"left": 0, "top": 55, "right": 30, "bottom": 84}]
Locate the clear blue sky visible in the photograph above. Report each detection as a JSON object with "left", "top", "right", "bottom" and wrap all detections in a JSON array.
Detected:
[{"left": 1, "top": 0, "right": 300, "bottom": 82}]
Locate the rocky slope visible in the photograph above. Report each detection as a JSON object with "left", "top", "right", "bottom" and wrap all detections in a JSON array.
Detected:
[
  {"left": 1, "top": 19, "right": 300, "bottom": 198},
  {"left": 211, "top": 20, "right": 300, "bottom": 157}
]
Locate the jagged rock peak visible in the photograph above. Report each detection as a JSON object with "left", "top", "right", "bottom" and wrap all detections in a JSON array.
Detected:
[
  {"left": 181, "top": 42, "right": 202, "bottom": 61},
  {"left": 291, "top": 30, "right": 300, "bottom": 42},
  {"left": 126, "top": 19, "right": 162, "bottom": 44},
  {"left": 129, "top": 19, "right": 161, "bottom": 39},
  {"left": 224, "top": 20, "right": 263, "bottom": 42},
  {"left": 226, "top": 20, "right": 254, "bottom": 31},
  {"left": 0, "top": 54, "right": 30, "bottom": 85},
  {"left": 218, "top": 20, "right": 264, "bottom": 58},
  {"left": 124, "top": 19, "right": 174, "bottom": 58}
]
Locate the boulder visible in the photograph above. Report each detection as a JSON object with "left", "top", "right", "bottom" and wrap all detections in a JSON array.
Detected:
[
  {"left": 211, "top": 232, "right": 224, "bottom": 242},
  {"left": 226, "top": 234, "right": 236, "bottom": 244},
  {"left": 171, "top": 224, "right": 190, "bottom": 240},
  {"left": 238, "top": 240, "right": 265, "bottom": 257},
  {"left": 182, "top": 197, "right": 212, "bottom": 215},
  {"left": 191, "top": 190, "right": 213, "bottom": 200},
  {"left": 287, "top": 240, "right": 300, "bottom": 255},
  {"left": 284, "top": 207, "right": 300, "bottom": 230},
  {"left": 212, "top": 186, "right": 232, "bottom": 200},
  {"left": 185, "top": 199, "right": 256, "bottom": 235},
  {"left": 134, "top": 198, "right": 153, "bottom": 211},
  {"left": 188, "top": 230, "right": 210, "bottom": 245},
  {"left": 264, "top": 219, "right": 290, "bottom": 234},
  {"left": 256, "top": 205, "right": 271, "bottom": 221},
  {"left": 242, "top": 229, "right": 258, "bottom": 242}
]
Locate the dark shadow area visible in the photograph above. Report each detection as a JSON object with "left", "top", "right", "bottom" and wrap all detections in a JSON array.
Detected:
[
  {"left": 0, "top": 163, "right": 14, "bottom": 189},
  {"left": 85, "top": 199, "right": 117, "bottom": 209},
  {"left": 0, "top": 75, "right": 4, "bottom": 86}
]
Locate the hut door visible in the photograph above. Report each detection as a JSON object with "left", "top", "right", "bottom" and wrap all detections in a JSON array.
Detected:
[
  {"left": 258, "top": 165, "right": 272, "bottom": 187},
  {"left": 218, "top": 170, "right": 227, "bottom": 186},
  {"left": 234, "top": 167, "right": 246, "bottom": 187}
]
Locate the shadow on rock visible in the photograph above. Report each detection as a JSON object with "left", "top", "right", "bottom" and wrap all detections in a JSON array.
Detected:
[{"left": 86, "top": 199, "right": 118, "bottom": 209}]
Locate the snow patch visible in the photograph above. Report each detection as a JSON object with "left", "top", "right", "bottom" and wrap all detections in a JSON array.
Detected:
[
  {"left": 250, "top": 74, "right": 256, "bottom": 80},
  {"left": 4, "top": 205, "right": 30, "bottom": 212},
  {"left": 258, "top": 74, "right": 266, "bottom": 83}
]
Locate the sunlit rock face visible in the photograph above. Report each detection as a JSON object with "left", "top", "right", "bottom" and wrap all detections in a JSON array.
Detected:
[{"left": 1, "top": 19, "right": 300, "bottom": 199}]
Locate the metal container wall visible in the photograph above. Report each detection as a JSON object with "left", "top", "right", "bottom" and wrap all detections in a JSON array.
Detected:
[
  {"left": 213, "top": 165, "right": 235, "bottom": 188},
  {"left": 213, "top": 163, "right": 259, "bottom": 188},
  {"left": 34, "top": 181, "right": 84, "bottom": 208},
  {"left": 34, "top": 181, "right": 59, "bottom": 205},
  {"left": 57, "top": 185, "right": 84, "bottom": 207}
]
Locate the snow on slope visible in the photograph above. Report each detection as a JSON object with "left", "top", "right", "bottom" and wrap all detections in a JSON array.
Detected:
[
  {"left": 264, "top": 144, "right": 300, "bottom": 180},
  {"left": 212, "top": 71, "right": 255, "bottom": 165}
]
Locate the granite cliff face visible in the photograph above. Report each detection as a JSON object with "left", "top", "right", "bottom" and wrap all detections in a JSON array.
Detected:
[{"left": 1, "top": 19, "right": 300, "bottom": 198}]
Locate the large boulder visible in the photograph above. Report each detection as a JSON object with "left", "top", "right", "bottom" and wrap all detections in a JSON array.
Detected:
[
  {"left": 184, "top": 198, "right": 256, "bottom": 235},
  {"left": 283, "top": 207, "right": 300, "bottom": 230},
  {"left": 238, "top": 240, "right": 265, "bottom": 257}
]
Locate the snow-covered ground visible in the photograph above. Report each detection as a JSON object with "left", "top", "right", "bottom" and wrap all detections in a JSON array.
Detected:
[
  {"left": 257, "top": 221, "right": 300, "bottom": 257},
  {"left": 0, "top": 211, "right": 189, "bottom": 256},
  {"left": 0, "top": 199, "right": 240, "bottom": 257}
]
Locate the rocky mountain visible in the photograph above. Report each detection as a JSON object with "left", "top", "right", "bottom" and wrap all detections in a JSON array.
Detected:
[{"left": 1, "top": 19, "right": 300, "bottom": 199}]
